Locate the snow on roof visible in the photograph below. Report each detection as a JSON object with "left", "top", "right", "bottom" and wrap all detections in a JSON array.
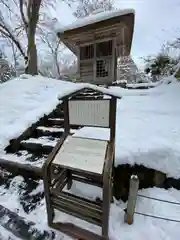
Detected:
[
  {"left": 58, "top": 82, "right": 122, "bottom": 100},
  {"left": 57, "top": 8, "right": 135, "bottom": 33}
]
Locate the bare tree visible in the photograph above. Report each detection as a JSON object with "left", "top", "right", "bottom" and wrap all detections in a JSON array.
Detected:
[
  {"left": 0, "top": 0, "right": 57, "bottom": 75},
  {"left": 73, "top": 0, "right": 114, "bottom": 18},
  {"left": 18, "top": 0, "right": 42, "bottom": 75},
  {"left": 0, "top": 4, "right": 26, "bottom": 59},
  {"left": 0, "top": 0, "right": 77, "bottom": 76},
  {"left": 37, "top": 18, "right": 64, "bottom": 78}
]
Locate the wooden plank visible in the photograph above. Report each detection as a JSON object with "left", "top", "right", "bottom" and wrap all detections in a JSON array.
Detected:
[
  {"left": 0, "top": 204, "right": 54, "bottom": 240},
  {"left": 102, "top": 141, "right": 114, "bottom": 238},
  {"left": 53, "top": 136, "right": 107, "bottom": 174},
  {"left": 71, "top": 23, "right": 120, "bottom": 42},
  {"left": 43, "top": 133, "right": 69, "bottom": 224},
  {"left": 68, "top": 100, "right": 110, "bottom": 127},
  {"left": 51, "top": 190, "right": 102, "bottom": 210},
  {"left": 124, "top": 175, "right": 139, "bottom": 225},
  {"left": 72, "top": 175, "right": 102, "bottom": 188},
  {"left": 52, "top": 196, "right": 102, "bottom": 219},
  {"left": 53, "top": 203, "right": 102, "bottom": 227},
  {"left": 51, "top": 222, "right": 104, "bottom": 240},
  {"left": 73, "top": 127, "right": 110, "bottom": 141},
  {"left": 51, "top": 169, "right": 67, "bottom": 187},
  {"left": 0, "top": 158, "right": 42, "bottom": 179}
]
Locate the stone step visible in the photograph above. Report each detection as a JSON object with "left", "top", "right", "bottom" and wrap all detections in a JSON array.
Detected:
[
  {"left": 20, "top": 137, "right": 57, "bottom": 154},
  {"left": 36, "top": 126, "right": 65, "bottom": 138},
  {"left": 36, "top": 126, "right": 77, "bottom": 136},
  {"left": 44, "top": 118, "right": 81, "bottom": 129}
]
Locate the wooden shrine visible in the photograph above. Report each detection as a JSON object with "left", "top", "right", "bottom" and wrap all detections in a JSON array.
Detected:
[
  {"left": 43, "top": 86, "right": 121, "bottom": 239},
  {"left": 57, "top": 9, "right": 135, "bottom": 85}
]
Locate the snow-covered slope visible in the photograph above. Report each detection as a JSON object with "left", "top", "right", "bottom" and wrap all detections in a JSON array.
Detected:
[
  {"left": 115, "top": 76, "right": 180, "bottom": 178},
  {"left": 0, "top": 75, "right": 75, "bottom": 154},
  {"left": 1, "top": 75, "right": 180, "bottom": 239},
  {"left": 0, "top": 74, "right": 121, "bottom": 157}
]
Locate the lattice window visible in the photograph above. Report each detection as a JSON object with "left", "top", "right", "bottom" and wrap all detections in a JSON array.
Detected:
[
  {"left": 96, "top": 40, "right": 112, "bottom": 57},
  {"left": 80, "top": 44, "right": 94, "bottom": 60},
  {"left": 96, "top": 60, "right": 109, "bottom": 78}
]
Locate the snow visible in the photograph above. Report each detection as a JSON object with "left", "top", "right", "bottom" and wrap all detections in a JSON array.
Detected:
[
  {"left": 37, "top": 126, "right": 77, "bottom": 134},
  {"left": 73, "top": 126, "right": 110, "bottom": 141},
  {"left": 126, "top": 81, "right": 161, "bottom": 89},
  {"left": 0, "top": 74, "right": 121, "bottom": 159},
  {"left": 1, "top": 74, "right": 180, "bottom": 238},
  {"left": 53, "top": 136, "right": 107, "bottom": 174},
  {"left": 0, "top": 74, "right": 74, "bottom": 156},
  {"left": 21, "top": 136, "right": 58, "bottom": 147},
  {"left": 57, "top": 8, "right": 135, "bottom": 33},
  {"left": 0, "top": 225, "right": 21, "bottom": 240},
  {"left": 115, "top": 76, "right": 180, "bottom": 178},
  {"left": 1, "top": 74, "right": 180, "bottom": 178},
  {"left": 1, "top": 175, "right": 180, "bottom": 240}
]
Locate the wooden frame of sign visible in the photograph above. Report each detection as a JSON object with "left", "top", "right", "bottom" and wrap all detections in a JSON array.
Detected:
[{"left": 43, "top": 87, "right": 119, "bottom": 240}]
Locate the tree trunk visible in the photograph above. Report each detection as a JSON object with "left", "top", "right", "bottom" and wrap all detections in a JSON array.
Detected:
[
  {"left": 25, "top": 41, "right": 38, "bottom": 75},
  {"left": 24, "top": 0, "right": 41, "bottom": 76}
]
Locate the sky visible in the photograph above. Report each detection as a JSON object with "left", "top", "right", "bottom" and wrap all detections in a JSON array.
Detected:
[{"left": 53, "top": 0, "right": 180, "bottom": 69}]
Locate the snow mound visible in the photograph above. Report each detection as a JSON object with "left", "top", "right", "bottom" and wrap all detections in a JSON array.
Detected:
[{"left": 115, "top": 77, "right": 180, "bottom": 178}]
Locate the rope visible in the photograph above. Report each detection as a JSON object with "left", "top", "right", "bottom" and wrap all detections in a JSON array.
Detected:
[
  {"left": 135, "top": 211, "right": 180, "bottom": 223},
  {"left": 137, "top": 194, "right": 180, "bottom": 205}
]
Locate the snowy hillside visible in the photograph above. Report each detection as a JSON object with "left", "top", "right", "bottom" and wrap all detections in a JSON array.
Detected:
[
  {"left": 1, "top": 74, "right": 180, "bottom": 177},
  {"left": 115, "top": 76, "right": 180, "bottom": 178},
  {"left": 0, "top": 75, "right": 180, "bottom": 239}
]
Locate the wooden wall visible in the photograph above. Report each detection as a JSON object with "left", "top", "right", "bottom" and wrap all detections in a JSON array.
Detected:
[
  {"left": 79, "top": 61, "right": 93, "bottom": 83},
  {"left": 62, "top": 20, "right": 131, "bottom": 84}
]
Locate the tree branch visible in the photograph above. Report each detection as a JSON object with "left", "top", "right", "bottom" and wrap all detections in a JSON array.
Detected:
[
  {"left": 0, "top": 24, "right": 26, "bottom": 58},
  {"left": 19, "top": 0, "right": 28, "bottom": 30}
]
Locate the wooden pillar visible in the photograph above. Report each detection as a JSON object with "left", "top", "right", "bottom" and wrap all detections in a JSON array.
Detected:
[
  {"left": 111, "top": 37, "right": 116, "bottom": 83},
  {"left": 93, "top": 42, "right": 96, "bottom": 83},
  {"left": 124, "top": 175, "right": 139, "bottom": 224}
]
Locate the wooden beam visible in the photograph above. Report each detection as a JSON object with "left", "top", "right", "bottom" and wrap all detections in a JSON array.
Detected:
[
  {"left": 0, "top": 158, "right": 42, "bottom": 179},
  {"left": 0, "top": 204, "right": 54, "bottom": 240},
  {"left": 124, "top": 175, "right": 139, "bottom": 224}
]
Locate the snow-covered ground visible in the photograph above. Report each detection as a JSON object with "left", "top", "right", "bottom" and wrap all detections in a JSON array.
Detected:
[
  {"left": 0, "top": 75, "right": 73, "bottom": 154},
  {"left": 0, "top": 74, "right": 121, "bottom": 157},
  {"left": 1, "top": 74, "right": 180, "bottom": 239},
  {"left": 2, "top": 74, "right": 179, "bottom": 177},
  {"left": 115, "top": 76, "right": 180, "bottom": 178},
  {"left": 1, "top": 176, "right": 180, "bottom": 240}
]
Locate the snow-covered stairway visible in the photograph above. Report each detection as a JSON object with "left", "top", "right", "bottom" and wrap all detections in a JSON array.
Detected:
[
  {"left": 0, "top": 88, "right": 105, "bottom": 239},
  {"left": 0, "top": 168, "right": 55, "bottom": 240},
  {"left": 0, "top": 203, "right": 55, "bottom": 240},
  {"left": 3, "top": 104, "right": 80, "bottom": 170},
  {"left": 2, "top": 89, "right": 103, "bottom": 176}
]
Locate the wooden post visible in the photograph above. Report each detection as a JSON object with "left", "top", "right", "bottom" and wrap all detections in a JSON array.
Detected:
[{"left": 124, "top": 175, "right": 139, "bottom": 225}]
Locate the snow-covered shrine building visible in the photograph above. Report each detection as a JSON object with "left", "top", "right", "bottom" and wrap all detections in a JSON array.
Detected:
[{"left": 57, "top": 9, "right": 135, "bottom": 85}]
